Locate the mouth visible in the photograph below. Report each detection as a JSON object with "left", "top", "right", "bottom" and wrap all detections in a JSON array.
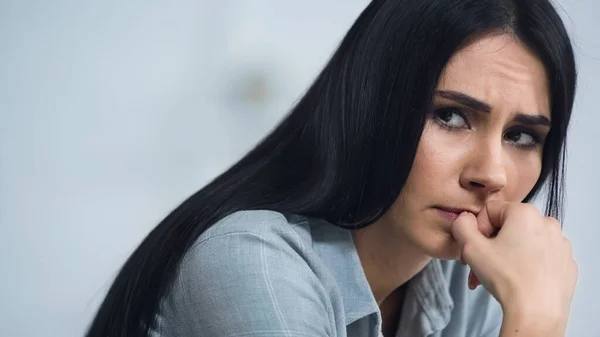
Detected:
[{"left": 433, "top": 206, "right": 479, "bottom": 222}]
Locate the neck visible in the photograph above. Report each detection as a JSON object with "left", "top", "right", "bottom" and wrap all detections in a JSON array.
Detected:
[{"left": 351, "top": 217, "right": 432, "bottom": 305}]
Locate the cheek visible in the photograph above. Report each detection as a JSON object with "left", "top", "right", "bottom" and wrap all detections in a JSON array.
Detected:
[
  {"left": 414, "top": 123, "right": 468, "bottom": 172},
  {"left": 398, "top": 123, "right": 466, "bottom": 203},
  {"left": 508, "top": 154, "right": 543, "bottom": 201}
]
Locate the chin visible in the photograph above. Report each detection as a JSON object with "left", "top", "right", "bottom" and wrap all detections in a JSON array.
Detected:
[{"left": 419, "top": 230, "right": 462, "bottom": 260}]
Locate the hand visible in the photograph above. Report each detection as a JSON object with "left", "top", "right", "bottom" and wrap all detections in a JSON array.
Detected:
[{"left": 451, "top": 201, "right": 577, "bottom": 327}]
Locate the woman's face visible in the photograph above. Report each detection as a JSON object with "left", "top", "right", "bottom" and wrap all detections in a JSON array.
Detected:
[{"left": 385, "top": 34, "right": 551, "bottom": 260}]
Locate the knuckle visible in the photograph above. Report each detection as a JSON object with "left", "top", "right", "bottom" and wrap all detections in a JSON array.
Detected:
[
  {"left": 569, "top": 259, "right": 579, "bottom": 279},
  {"left": 521, "top": 203, "right": 541, "bottom": 216},
  {"left": 563, "top": 236, "right": 572, "bottom": 248},
  {"left": 544, "top": 216, "right": 561, "bottom": 227},
  {"left": 564, "top": 238, "right": 575, "bottom": 257},
  {"left": 544, "top": 217, "right": 563, "bottom": 234},
  {"left": 506, "top": 203, "right": 539, "bottom": 222}
]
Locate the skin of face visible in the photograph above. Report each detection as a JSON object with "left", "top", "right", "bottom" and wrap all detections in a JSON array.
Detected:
[{"left": 379, "top": 33, "right": 552, "bottom": 261}]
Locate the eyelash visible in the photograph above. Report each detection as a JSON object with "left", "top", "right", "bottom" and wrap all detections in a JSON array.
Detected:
[{"left": 429, "top": 107, "right": 543, "bottom": 150}]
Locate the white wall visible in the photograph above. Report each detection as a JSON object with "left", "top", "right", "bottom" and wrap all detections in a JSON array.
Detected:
[{"left": 0, "top": 1, "right": 597, "bottom": 336}]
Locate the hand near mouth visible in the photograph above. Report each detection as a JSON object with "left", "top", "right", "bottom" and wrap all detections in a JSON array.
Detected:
[
  {"left": 454, "top": 205, "right": 499, "bottom": 289},
  {"left": 451, "top": 200, "right": 577, "bottom": 335}
]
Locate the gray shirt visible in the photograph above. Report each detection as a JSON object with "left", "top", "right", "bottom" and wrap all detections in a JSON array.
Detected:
[{"left": 152, "top": 210, "right": 503, "bottom": 337}]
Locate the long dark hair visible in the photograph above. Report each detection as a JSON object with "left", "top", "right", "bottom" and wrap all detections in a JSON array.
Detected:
[{"left": 86, "top": 0, "right": 576, "bottom": 336}]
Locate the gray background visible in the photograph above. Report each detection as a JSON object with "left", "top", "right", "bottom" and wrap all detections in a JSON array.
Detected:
[{"left": 1, "top": 1, "right": 597, "bottom": 336}]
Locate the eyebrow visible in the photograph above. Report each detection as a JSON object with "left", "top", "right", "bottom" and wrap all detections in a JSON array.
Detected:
[{"left": 435, "top": 90, "right": 551, "bottom": 127}]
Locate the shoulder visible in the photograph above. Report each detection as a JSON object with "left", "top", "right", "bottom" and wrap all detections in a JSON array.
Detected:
[
  {"left": 439, "top": 260, "right": 503, "bottom": 337},
  {"left": 181, "top": 210, "right": 320, "bottom": 293},
  {"left": 197, "top": 210, "right": 312, "bottom": 251},
  {"left": 159, "top": 210, "right": 334, "bottom": 336},
  {"left": 184, "top": 210, "right": 318, "bottom": 288}
]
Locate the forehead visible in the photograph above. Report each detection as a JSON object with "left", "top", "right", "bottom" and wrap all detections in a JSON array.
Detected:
[{"left": 437, "top": 34, "right": 550, "bottom": 119}]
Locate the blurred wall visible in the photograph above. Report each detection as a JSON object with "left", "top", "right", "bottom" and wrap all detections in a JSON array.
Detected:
[
  {"left": 0, "top": 1, "right": 597, "bottom": 336},
  {"left": 554, "top": 1, "right": 600, "bottom": 336}
]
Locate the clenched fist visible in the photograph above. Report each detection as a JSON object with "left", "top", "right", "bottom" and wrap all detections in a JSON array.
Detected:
[{"left": 452, "top": 201, "right": 577, "bottom": 336}]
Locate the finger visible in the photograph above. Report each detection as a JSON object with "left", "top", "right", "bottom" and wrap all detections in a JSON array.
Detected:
[
  {"left": 468, "top": 269, "right": 478, "bottom": 289},
  {"left": 468, "top": 269, "right": 480, "bottom": 290},
  {"left": 451, "top": 211, "right": 484, "bottom": 246},
  {"left": 544, "top": 216, "right": 562, "bottom": 229},
  {"left": 475, "top": 206, "right": 496, "bottom": 238},
  {"left": 453, "top": 212, "right": 491, "bottom": 278},
  {"left": 478, "top": 200, "right": 512, "bottom": 234}
]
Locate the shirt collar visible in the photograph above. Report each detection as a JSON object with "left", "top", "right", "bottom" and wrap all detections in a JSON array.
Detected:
[
  {"left": 400, "top": 259, "right": 454, "bottom": 335},
  {"left": 310, "top": 218, "right": 454, "bottom": 334},
  {"left": 310, "top": 218, "right": 379, "bottom": 326}
]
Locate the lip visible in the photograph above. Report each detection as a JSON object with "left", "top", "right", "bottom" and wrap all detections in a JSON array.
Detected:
[{"left": 433, "top": 206, "right": 480, "bottom": 222}]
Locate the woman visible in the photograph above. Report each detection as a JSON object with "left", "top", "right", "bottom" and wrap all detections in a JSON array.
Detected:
[{"left": 86, "top": 0, "right": 578, "bottom": 336}]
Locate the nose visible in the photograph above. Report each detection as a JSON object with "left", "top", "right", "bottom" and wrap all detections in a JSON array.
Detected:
[{"left": 460, "top": 139, "right": 507, "bottom": 196}]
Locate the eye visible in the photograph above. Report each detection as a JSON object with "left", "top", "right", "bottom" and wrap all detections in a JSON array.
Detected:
[
  {"left": 504, "top": 130, "right": 540, "bottom": 148},
  {"left": 433, "top": 108, "right": 469, "bottom": 129}
]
